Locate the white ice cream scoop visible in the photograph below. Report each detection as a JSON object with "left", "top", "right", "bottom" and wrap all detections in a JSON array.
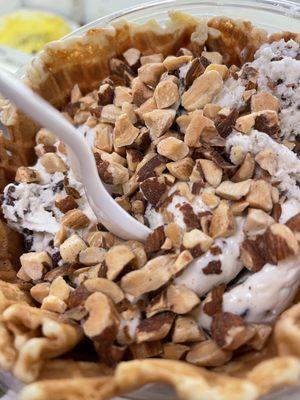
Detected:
[{"left": 0, "top": 68, "right": 152, "bottom": 241}]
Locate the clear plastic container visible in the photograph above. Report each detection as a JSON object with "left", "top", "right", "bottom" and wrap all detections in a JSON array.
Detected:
[{"left": 2, "top": 0, "right": 300, "bottom": 399}]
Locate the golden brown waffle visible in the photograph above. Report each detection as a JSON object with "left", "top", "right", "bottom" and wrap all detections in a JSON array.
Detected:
[{"left": 0, "top": 11, "right": 300, "bottom": 400}]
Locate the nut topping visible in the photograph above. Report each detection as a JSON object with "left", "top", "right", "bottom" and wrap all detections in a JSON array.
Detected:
[
  {"left": 209, "top": 201, "right": 236, "bottom": 239},
  {"left": 136, "top": 312, "right": 174, "bottom": 343},
  {"left": 246, "top": 180, "right": 273, "bottom": 212},
  {"left": 105, "top": 245, "right": 135, "bottom": 280},
  {"left": 15, "top": 167, "right": 40, "bottom": 183},
  {"left": 186, "top": 340, "right": 232, "bottom": 367},
  {"left": 20, "top": 251, "right": 52, "bottom": 281},
  {"left": 172, "top": 316, "right": 205, "bottom": 343},
  {"left": 183, "top": 229, "right": 213, "bottom": 253},
  {"left": 157, "top": 137, "right": 189, "bottom": 161},
  {"left": 251, "top": 91, "right": 280, "bottom": 113},
  {"left": 61, "top": 209, "right": 90, "bottom": 229},
  {"left": 181, "top": 71, "right": 223, "bottom": 111},
  {"left": 255, "top": 149, "right": 277, "bottom": 176},
  {"left": 154, "top": 80, "right": 179, "bottom": 109},
  {"left": 216, "top": 179, "right": 252, "bottom": 201},
  {"left": 264, "top": 223, "right": 299, "bottom": 263},
  {"left": 198, "top": 159, "right": 223, "bottom": 188},
  {"left": 114, "top": 114, "right": 139, "bottom": 147},
  {"left": 144, "top": 109, "right": 176, "bottom": 139}
]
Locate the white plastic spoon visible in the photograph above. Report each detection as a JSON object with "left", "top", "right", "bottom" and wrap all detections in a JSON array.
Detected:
[{"left": 0, "top": 69, "right": 152, "bottom": 241}]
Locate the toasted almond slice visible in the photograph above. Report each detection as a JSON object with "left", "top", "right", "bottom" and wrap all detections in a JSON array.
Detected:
[
  {"left": 183, "top": 229, "right": 213, "bottom": 252},
  {"left": 181, "top": 71, "right": 223, "bottom": 111},
  {"left": 105, "top": 245, "right": 135, "bottom": 280},
  {"left": 144, "top": 109, "right": 176, "bottom": 139},
  {"left": 205, "top": 64, "right": 228, "bottom": 80},
  {"left": 209, "top": 201, "right": 236, "bottom": 239},
  {"left": 114, "top": 114, "right": 139, "bottom": 147},
  {"left": 83, "top": 292, "right": 120, "bottom": 339},
  {"left": 255, "top": 149, "right": 277, "bottom": 176},
  {"left": 246, "top": 180, "right": 273, "bottom": 212},
  {"left": 172, "top": 316, "right": 205, "bottom": 343},
  {"left": 186, "top": 340, "right": 232, "bottom": 366},
  {"left": 84, "top": 278, "right": 124, "bottom": 303},
  {"left": 251, "top": 91, "right": 280, "bottom": 112},
  {"left": 216, "top": 179, "right": 252, "bottom": 201},
  {"left": 244, "top": 208, "right": 275, "bottom": 237},
  {"left": 166, "top": 157, "right": 195, "bottom": 181},
  {"left": 157, "top": 137, "right": 189, "bottom": 161},
  {"left": 154, "top": 80, "right": 179, "bottom": 109},
  {"left": 198, "top": 159, "right": 223, "bottom": 187},
  {"left": 121, "top": 254, "right": 176, "bottom": 297}
]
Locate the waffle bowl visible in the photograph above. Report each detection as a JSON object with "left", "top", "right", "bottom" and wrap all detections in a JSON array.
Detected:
[{"left": 0, "top": 1, "right": 300, "bottom": 399}]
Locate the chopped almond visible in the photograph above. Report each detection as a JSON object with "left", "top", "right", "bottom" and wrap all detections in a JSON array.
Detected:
[
  {"left": 79, "top": 247, "right": 106, "bottom": 266},
  {"left": 186, "top": 340, "right": 232, "bottom": 367},
  {"left": 36, "top": 128, "right": 57, "bottom": 145},
  {"left": 84, "top": 278, "right": 124, "bottom": 303},
  {"left": 198, "top": 159, "right": 223, "bottom": 188},
  {"left": 114, "top": 114, "right": 139, "bottom": 147},
  {"left": 230, "top": 145, "right": 246, "bottom": 166},
  {"left": 40, "top": 153, "right": 67, "bottom": 173},
  {"left": 202, "top": 192, "right": 220, "bottom": 209},
  {"left": 61, "top": 209, "right": 90, "bottom": 229},
  {"left": 131, "top": 77, "right": 153, "bottom": 106},
  {"left": 123, "top": 48, "right": 141, "bottom": 68},
  {"left": 184, "top": 112, "right": 215, "bottom": 147},
  {"left": 244, "top": 208, "right": 275, "bottom": 237},
  {"left": 114, "top": 86, "right": 133, "bottom": 107},
  {"left": 183, "top": 229, "right": 213, "bottom": 252},
  {"left": 235, "top": 113, "right": 256, "bottom": 134},
  {"left": 162, "top": 343, "right": 190, "bottom": 360},
  {"left": 251, "top": 91, "right": 279, "bottom": 112},
  {"left": 181, "top": 71, "right": 223, "bottom": 111},
  {"left": 211, "top": 312, "right": 256, "bottom": 350},
  {"left": 172, "top": 250, "right": 193, "bottom": 275},
  {"left": 83, "top": 292, "right": 120, "bottom": 339},
  {"left": 231, "top": 200, "right": 249, "bottom": 216},
  {"left": 202, "top": 51, "right": 223, "bottom": 64},
  {"left": 264, "top": 223, "right": 299, "bottom": 263},
  {"left": 121, "top": 254, "right": 176, "bottom": 297},
  {"left": 140, "top": 54, "right": 164, "bottom": 65},
  {"left": 205, "top": 64, "right": 228, "bottom": 80},
  {"left": 20, "top": 251, "right": 52, "bottom": 281},
  {"left": 138, "top": 62, "right": 165, "bottom": 87},
  {"left": 246, "top": 180, "right": 273, "bottom": 212},
  {"left": 105, "top": 245, "right": 135, "bottom": 280},
  {"left": 255, "top": 149, "right": 277, "bottom": 176},
  {"left": 232, "top": 153, "right": 255, "bottom": 182},
  {"left": 136, "top": 312, "right": 174, "bottom": 343},
  {"left": 154, "top": 80, "right": 179, "bottom": 109},
  {"left": 98, "top": 83, "right": 114, "bottom": 106},
  {"left": 15, "top": 167, "right": 40, "bottom": 183},
  {"left": 166, "top": 285, "right": 200, "bottom": 314},
  {"left": 60, "top": 234, "right": 87, "bottom": 263},
  {"left": 166, "top": 157, "right": 195, "bottom": 180},
  {"left": 144, "top": 109, "right": 176, "bottom": 139},
  {"left": 216, "top": 179, "right": 252, "bottom": 201},
  {"left": 100, "top": 104, "right": 122, "bottom": 124},
  {"left": 172, "top": 316, "right": 205, "bottom": 343},
  {"left": 30, "top": 282, "right": 50, "bottom": 304},
  {"left": 203, "top": 103, "right": 222, "bottom": 119},
  {"left": 209, "top": 201, "right": 235, "bottom": 238},
  {"left": 157, "top": 137, "right": 189, "bottom": 161},
  {"left": 163, "top": 55, "right": 192, "bottom": 71}
]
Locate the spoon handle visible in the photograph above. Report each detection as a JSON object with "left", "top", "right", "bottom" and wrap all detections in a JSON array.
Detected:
[{"left": 0, "top": 69, "right": 151, "bottom": 241}]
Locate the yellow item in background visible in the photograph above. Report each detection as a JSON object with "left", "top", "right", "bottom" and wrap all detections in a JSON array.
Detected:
[{"left": 0, "top": 10, "right": 72, "bottom": 54}]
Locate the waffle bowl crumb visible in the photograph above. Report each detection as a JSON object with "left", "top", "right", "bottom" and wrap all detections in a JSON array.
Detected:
[{"left": 0, "top": 10, "right": 300, "bottom": 400}]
